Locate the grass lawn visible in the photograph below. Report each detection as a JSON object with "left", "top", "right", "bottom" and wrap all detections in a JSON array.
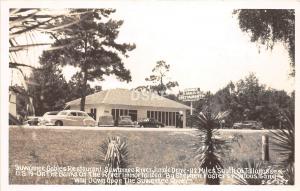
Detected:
[{"left": 9, "top": 127, "right": 280, "bottom": 184}]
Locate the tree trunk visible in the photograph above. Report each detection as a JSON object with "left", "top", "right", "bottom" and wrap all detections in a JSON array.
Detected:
[
  {"left": 80, "top": 33, "right": 88, "bottom": 111},
  {"left": 80, "top": 70, "right": 88, "bottom": 111}
]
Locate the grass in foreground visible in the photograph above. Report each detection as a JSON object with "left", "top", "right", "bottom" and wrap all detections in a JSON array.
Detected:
[{"left": 9, "top": 127, "right": 278, "bottom": 184}]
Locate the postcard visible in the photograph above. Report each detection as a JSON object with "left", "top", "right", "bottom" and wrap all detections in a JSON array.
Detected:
[{"left": 1, "top": 1, "right": 299, "bottom": 191}]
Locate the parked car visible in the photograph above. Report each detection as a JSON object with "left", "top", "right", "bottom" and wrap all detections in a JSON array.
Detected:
[
  {"left": 138, "top": 118, "right": 165, "bottom": 128},
  {"left": 38, "top": 111, "right": 59, "bottom": 125},
  {"left": 98, "top": 114, "right": 114, "bottom": 127},
  {"left": 43, "top": 110, "right": 96, "bottom": 126},
  {"left": 23, "top": 116, "right": 41, "bottom": 126},
  {"left": 118, "top": 115, "right": 134, "bottom": 127},
  {"left": 233, "top": 120, "right": 263, "bottom": 129}
]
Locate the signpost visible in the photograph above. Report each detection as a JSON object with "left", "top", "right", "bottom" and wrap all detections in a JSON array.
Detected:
[{"left": 178, "top": 88, "right": 204, "bottom": 127}]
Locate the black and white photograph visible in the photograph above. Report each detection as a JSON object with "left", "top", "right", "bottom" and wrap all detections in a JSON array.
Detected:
[{"left": 1, "top": 1, "right": 299, "bottom": 191}]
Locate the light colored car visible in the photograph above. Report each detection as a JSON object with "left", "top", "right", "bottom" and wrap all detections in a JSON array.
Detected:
[
  {"left": 43, "top": 110, "right": 96, "bottom": 126},
  {"left": 118, "top": 115, "right": 134, "bottom": 127},
  {"left": 38, "top": 111, "right": 59, "bottom": 125}
]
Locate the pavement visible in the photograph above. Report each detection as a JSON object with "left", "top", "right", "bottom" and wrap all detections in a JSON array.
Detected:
[{"left": 9, "top": 125, "right": 270, "bottom": 133}]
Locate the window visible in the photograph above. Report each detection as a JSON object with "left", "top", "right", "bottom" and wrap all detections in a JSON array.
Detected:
[
  {"left": 162, "top": 112, "right": 165, "bottom": 124},
  {"left": 151, "top": 111, "right": 154, "bottom": 118},
  {"left": 90, "top": 108, "right": 97, "bottom": 120},
  {"left": 166, "top": 112, "right": 169, "bottom": 126},
  {"left": 124, "top": 110, "right": 128, "bottom": 116},
  {"left": 172, "top": 112, "right": 176, "bottom": 126},
  {"left": 70, "top": 112, "right": 77, "bottom": 116},
  {"left": 158, "top": 111, "right": 162, "bottom": 122},
  {"left": 147, "top": 111, "right": 150, "bottom": 118},
  {"left": 112, "top": 109, "right": 116, "bottom": 120},
  {"left": 175, "top": 112, "right": 179, "bottom": 127}
]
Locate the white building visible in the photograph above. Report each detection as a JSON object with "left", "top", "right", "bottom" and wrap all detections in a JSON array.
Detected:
[{"left": 66, "top": 88, "right": 190, "bottom": 128}]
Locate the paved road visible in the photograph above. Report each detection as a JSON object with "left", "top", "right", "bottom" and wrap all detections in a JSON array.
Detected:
[{"left": 9, "top": 125, "right": 270, "bottom": 133}]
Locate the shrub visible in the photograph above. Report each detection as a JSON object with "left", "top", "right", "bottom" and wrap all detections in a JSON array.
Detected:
[{"left": 193, "top": 109, "right": 230, "bottom": 185}]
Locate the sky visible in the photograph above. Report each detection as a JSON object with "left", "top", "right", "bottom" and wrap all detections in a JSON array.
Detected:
[
  {"left": 91, "top": 5, "right": 294, "bottom": 93},
  {"left": 11, "top": 5, "right": 294, "bottom": 94}
]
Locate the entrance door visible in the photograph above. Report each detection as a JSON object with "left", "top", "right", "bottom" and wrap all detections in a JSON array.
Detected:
[{"left": 128, "top": 110, "right": 137, "bottom": 122}]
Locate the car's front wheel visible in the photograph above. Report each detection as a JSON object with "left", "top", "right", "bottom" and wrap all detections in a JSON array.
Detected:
[{"left": 55, "top": 120, "right": 63, "bottom": 126}]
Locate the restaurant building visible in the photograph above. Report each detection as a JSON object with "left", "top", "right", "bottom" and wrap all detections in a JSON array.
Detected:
[{"left": 66, "top": 88, "right": 190, "bottom": 128}]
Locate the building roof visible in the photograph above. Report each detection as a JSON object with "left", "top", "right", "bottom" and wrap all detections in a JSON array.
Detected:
[{"left": 66, "top": 88, "right": 190, "bottom": 110}]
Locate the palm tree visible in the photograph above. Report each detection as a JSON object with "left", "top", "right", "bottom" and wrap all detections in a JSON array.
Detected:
[
  {"left": 233, "top": 159, "right": 264, "bottom": 185},
  {"left": 271, "top": 109, "right": 294, "bottom": 184},
  {"left": 193, "top": 108, "right": 230, "bottom": 185},
  {"left": 99, "top": 136, "right": 129, "bottom": 184}
]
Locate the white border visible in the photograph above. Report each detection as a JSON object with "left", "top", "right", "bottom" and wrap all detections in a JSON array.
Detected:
[{"left": 1, "top": 1, "right": 300, "bottom": 191}]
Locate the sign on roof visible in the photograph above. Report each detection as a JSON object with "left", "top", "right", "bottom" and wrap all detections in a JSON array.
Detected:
[{"left": 178, "top": 88, "right": 204, "bottom": 102}]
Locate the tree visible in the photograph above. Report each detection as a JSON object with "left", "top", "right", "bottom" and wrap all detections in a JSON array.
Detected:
[
  {"left": 39, "top": 9, "right": 135, "bottom": 111},
  {"left": 9, "top": 9, "right": 97, "bottom": 117},
  {"left": 66, "top": 73, "right": 101, "bottom": 102},
  {"left": 138, "top": 60, "right": 178, "bottom": 96},
  {"left": 202, "top": 73, "right": 294, "bottom": 128},
  {"left": 234, "top": 9, "right": 295, "bottom": 76},
  {"left": 27, "top": 64, "right": 69, "bottom": 116}
]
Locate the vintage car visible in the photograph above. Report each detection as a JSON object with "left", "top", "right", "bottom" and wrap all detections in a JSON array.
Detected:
[
  {"left": 38, "top": 111, "right": 59, "bottom": 125},
  {"left": 138, "top": 118, "right": 165, "bottom": 128},
  {"left": 233, "top": 120, "right": 263, "bottom": 129},
  {"left": 42, "top": 110, "right": 96, "bottom": 126},
  {"left": 118, "top": 115, "right": 134, "bottom": 127},
  {"left": 23, "top": 116, "right": 41, "bottom": 126},
  {"left": 98, "top": 114, "right": 114, "bottom": 127}
]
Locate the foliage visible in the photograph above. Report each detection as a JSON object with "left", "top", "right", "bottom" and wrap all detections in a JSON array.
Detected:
[
  {"left": 40, "top": 9, "right": 135, "bottom": 111},
  {"left": 233, "top": 159, "right": 264, "bottom": 185},
  {"left": 193, "top": 108, "right": 230, "bottom": 185},
  {"left": 9, "top": 9, "right": 99, "bottom": 116},
  {"left": 136, "top": 60, "right": 178, "bottom": 96},
  {"left": 25, "top": 63, "right": 102, "bottom": 116},
  {"left": 66, "top": 73, "right": 101, "bottom": 102},
  {"left": 99, "top": 136, "right": 129, "bottom": 184},
  {"left": 27, "top": 64, "right": 69, "bottom": 116},
  {"left": 196, "top": 73, "right": 294, "bottom": 128},
  {"left": 234, "top": 9, "right": 295, "bottom": 76},
  {"left": 9, "top": 8, "right": 87, "bottom": 82},
  {"left": 270, "top": 109, "right": 294, "bottom": 184}
]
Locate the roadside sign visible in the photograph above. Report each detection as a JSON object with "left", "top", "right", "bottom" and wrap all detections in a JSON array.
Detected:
[
  {"left": 178, "top": 88, "right": 204, "bottom": 102},
  {"left": 178, "top": 88, "right": 204, "bottom": 116}
]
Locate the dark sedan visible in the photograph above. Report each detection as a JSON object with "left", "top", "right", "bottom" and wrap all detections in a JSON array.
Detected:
[{"left": 138, "top": 118, "right": 165, "bottom": 128}]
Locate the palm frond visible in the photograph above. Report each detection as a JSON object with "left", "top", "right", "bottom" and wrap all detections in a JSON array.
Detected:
[{"left": 270, "top": 110, "right": 294, "bottom": 165}]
